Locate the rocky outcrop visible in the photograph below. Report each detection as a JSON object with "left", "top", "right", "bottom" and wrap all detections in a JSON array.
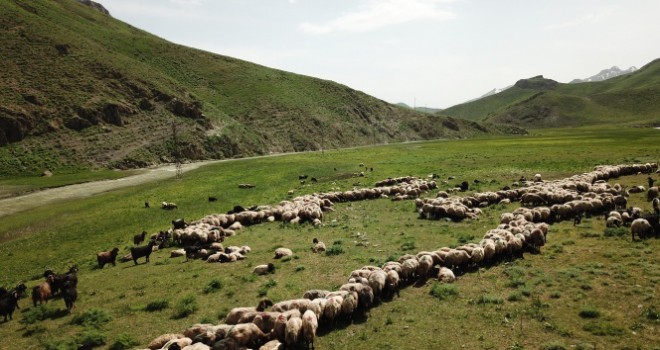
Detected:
[
  {"left": 0, "top": 108, "right": 34, "bottom": 146},
  {"left": 77, "top": 0, "right": 110, "bottom": 16},
  {"left": 102, "top": 103, "right": 135, "bottom": 126},
  {"left": 514, "top": 76, "right": 558, "bottom": 90}
]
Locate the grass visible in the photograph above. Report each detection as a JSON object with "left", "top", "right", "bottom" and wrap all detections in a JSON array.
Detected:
[{"left": 0, "top": 128, "right": 659, "bottom": 349}]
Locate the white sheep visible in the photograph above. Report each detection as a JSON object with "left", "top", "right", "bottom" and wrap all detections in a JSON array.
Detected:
[
  {"left": 284, "top": 316, "right": 303, "bottom": 348},
  {"left": 253, "top": 263, "right": 276, "bottom": 275},
  {"left": 631, "top": 218, "right": 653, "bottom": 240},
  {"left": 437, "top": 267, "right": 456, "bottom": 283},
  {"left": 302, "top": 309, "right": 318, "bottom": 350},
  {"left": 274, "top": 247, "right": 293, "bottom": 259}
]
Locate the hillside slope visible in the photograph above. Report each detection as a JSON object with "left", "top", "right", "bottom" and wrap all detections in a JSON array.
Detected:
[
  {"left": 441, "top": 59, "right": 660, "bottom": 128},
  {"left": 0, "top": 0, "right": 516, "bottom": 176}
]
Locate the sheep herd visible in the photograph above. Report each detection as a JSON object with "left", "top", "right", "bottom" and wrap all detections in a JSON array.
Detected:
[{"left": 137, "top": 162, "right": 658, "bottom": 350}]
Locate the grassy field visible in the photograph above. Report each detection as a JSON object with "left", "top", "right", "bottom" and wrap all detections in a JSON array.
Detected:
[{"left": 0, "top": 127, "right": 658, "bottom": 350}]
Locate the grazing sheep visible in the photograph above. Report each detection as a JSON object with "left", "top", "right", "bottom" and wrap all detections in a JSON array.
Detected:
[
  {"left": 31, "top": 277, "right": 53, "bottom": 307},
  {"left": 226, "top": 299, "right": 273, "bottom": 324},
  {"left": 130, "top": 240, "right": 156, "bottom": 265},
  {"left": 224, "top": 322, "right": 274, "bottom": 348},
  {"left": 368, "top": 270, "right": 387, "bottom": 301},
  {"left": 97, "top": 247, "right": 120, "bottom": 269},
  {"left": 147, "top": 333, "right": 187, "bottom": 350},
  {"left": 302, "top": 309, "right": 318, "bottom": 350},
  {"left": 274, "top": 248, "right": 293, "bottom": 259},
  {"left": 437, "top": 267, "right": 456, "bottom": 283},
  {"left": 161, "top": 202, "right": 178, "bottom": 210},
  {"left": 653, "top": 197, "right": 660, "bottom": 215},
  {"left": 259, "top": 339, "right": 283, "bottom": 350},
  {"left": 254, "top": 263, "right": 276, "bottom": 275},
  {"left": 172, "top": 218, "right": 188, "bottom": 229},
  {"left": 311, "top": 238, "right": 326, "bottom": 253},
  {"left": 648, "top": 187, "right": 659, "bottom": 201},
  {"left": 285, "top": 316, "right": 303, "bottom": 348},
  {"left": 134, "top": 231, "right": 147, "bottom": 245},
  {"left": 302, "top": 290, "right": 330, "bottom": 300},
  {"left": 631, "top": 218, "right": 654, "bottom": 240}
]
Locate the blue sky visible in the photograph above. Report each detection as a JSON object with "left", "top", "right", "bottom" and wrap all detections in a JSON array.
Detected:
[{"left": 103, "top": 0, "right": 660, "bottom": 108}]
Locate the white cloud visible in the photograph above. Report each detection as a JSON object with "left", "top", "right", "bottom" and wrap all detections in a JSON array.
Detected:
[
  {"left": 300, "top": 0, "right": 456, "bottom": 34},
  {"left": 169, "top": 0, "right": 203, "bottom": 5}
]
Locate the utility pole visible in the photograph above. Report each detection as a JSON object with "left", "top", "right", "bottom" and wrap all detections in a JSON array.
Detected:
[{"left": 171, "top": 120, "right": 182, "bottom": 180}]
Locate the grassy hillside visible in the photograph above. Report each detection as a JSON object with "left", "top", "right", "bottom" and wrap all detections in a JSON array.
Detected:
[
  {"left": 0, "top": 0, "right": 513, "bottom": 176},
  {"left": 441, "top": 60, "right": 660, "bottom": 128},
  {"left": 0, "top": 127, "right": 658, "bottom": 349}
]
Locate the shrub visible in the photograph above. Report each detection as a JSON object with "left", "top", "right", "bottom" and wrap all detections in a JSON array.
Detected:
[
  {"left": 603, "top": 227, "right": 627, "bottom": 237},
  {"left": 642, "top": 306, "right": 659, "bottom": 321},
  {"left": 20, "top": 305, "right": 61, "bottom": 325},
  {"left": 258, "top": 279, "right": 277, "bottom": 297},
  {"left": 430, "top": 283, "right": 458, "bottom": 301},
  {"left": 109, "top": 333, "right": 139, "bottom": 350},
  {"left": 144, "top": 299, "right": 169, "bottom": 312},
  {"left": 172, "top": 295, "right": 198, "bottom": 319},
  {"left": 578, "top": 306, "right": 601, "bottom": 319},
  {"left": 507, "top": 292, "right": 523, "bottom": 302},
  {"left": 540, "top": 341, "right": 566, "bottom": 350},
  {"left": 325, "top": 244, "right": 345, "bottom": 256},
  {"left": 204, "top": 279, "right": 223, "bottom": 294},
  {"left": 71, "top": 309, "right": 113, "bottom": 329},
  {"left": 472, "top": 295, "right": 504, "bottom": 305},
  {"left": 582, "top": 322, "right": 625, "bottom": 336},
  {"left": 295, "top": 265, "right": 305, "bottom": 272},
  {"left": 400, "top": 241, "right": 416, "bottom": 251},
  {"left": 76, "top": 328, "right": 107, "bottom": 348}
]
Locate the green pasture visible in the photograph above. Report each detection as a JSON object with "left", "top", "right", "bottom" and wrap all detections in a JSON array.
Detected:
[{"left": 0, "top": 127, "right": 658, "bottom": 349}]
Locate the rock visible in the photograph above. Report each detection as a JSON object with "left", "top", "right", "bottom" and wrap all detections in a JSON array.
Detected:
[{"left": 42, "top": 170, "right": 53, "bottom": 177}]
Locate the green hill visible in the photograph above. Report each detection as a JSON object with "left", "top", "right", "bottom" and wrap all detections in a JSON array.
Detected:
[
  {"left": 441, "top": 60, "right": 660, "bottom": 128},
  {"left": 0, "top": 0, "right": 516, "bottom": 176}
]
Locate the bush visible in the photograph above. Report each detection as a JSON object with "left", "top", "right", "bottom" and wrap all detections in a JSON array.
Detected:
[
  {"left": 430, "top": 283, "right": 458, "bottom": 301},
  {"left": 471, "top": 295, "right": 504, "bottom": 305},
  {"left": 325, "top": 244, "right": 345, "bottom": 256},
  {"left": 204, "top": 279, "right": 223, "bottom": 294},
  {"left": 258, "top": 279, "right": 277, "bottom": 297},
  {"left": 70, "top": 309, "right": 113, "bottom": 329},
  {"left": 540, "top": 341, "right": 566, "bottom": 350},
  {"left": 109, "top": 334, "right": 139, "bottom": 350},
  {"left": 578, "top": 306, "right": 601, "bottom": 319},
  {"left": 582, "top": 322, "right": 625, "bottom": 336},
  {"left": 172, "top": 295, "right": 198, "bottom": 319},
  {"left": 400, "top": 241, "right": 416, "bottom": 251},
  {"left": 144, "top": 299, "right": 169, "bottom": 312},
  {"left": 642, "top": 306, "right": 659, "bottom": 321},
  {"left": 76, "top": 328, "right": 107, "bottom": 348},
  {"left": 20, "top": 305, "right": 61, "bottom": 325}
]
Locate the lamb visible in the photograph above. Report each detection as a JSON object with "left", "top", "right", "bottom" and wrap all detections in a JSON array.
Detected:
[
  {"left": 274, "top": 247, "right": 293, "bottom": 259},
  {"left": 97, "top": 247, "right": 120, "bottom": 269},
  {"left": 254, "top": 263, "right": 276, "bottom": 275},
  {"left": 631, "top": 218, "right": 654, "bottom": 240},
  {"left": 302, "top": 309, "right": 318, "bottom": 350},
  {"left": 134, "top": 231, "right": 147, "bottom": 245},
  {"left": 131, "top": 240, "right": 156, "bottom": 265}
]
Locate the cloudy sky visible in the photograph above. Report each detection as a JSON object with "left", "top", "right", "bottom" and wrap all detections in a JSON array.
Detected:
[{"left": 102, "top": 0, "right": 660, "bottom": 108}]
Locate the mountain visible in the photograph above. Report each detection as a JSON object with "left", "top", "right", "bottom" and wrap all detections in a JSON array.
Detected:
[
  {"left": 395, "top": 103, "right": 443, "bottom": 114},
  {"left": 464, "top": 85, "right": 513, "bottom": 104},
  {"left": 440, "top": 59, "right": 660, "bottom": 128},
  {"left": 0, "top": 0, "right": 515, "bottom": 176},
  {"left": 570, "top": 66, "right": 637, "bottom": 84}
]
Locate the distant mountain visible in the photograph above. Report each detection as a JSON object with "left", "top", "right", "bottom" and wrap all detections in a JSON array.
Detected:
[
  {"left": 570, "top": 66, "right": 637, "bottom": 84},
  {"left": 440, "top": 59, "right": 660, "bottom": 128},
  {"left": 0, "top": 0, "right": 514, "bottom": 175},
  {"left": 465, "top": 86, "right": 513, "bottom": 104},
  {"left": 396, "top": 103, "right": 443, "bottom": 114}
]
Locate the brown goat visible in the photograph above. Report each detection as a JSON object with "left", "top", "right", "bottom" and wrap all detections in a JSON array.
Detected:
[
  {"left": 31, "top": 276, "right": 54, "bottom": 307},
  {"left": 97, "top": 247, "right": 120, "bottom": 269}
]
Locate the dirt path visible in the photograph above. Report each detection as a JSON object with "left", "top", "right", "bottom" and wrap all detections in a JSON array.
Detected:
[{"left": 0, "top": 161, "right": 221, "bottom": 218}]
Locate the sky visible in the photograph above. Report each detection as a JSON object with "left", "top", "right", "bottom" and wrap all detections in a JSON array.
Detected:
[{"left": 101, "top": 0, "right": 660, "bottom": 109}]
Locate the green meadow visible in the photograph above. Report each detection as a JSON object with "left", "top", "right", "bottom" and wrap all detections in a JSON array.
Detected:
[{"left": 0, "top": 127, "right": 658, "bottom": 350}]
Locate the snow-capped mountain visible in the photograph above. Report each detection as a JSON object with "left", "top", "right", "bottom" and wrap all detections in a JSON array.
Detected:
[{"left": 570, "top": 66, "right": 637, "bottom": 84}]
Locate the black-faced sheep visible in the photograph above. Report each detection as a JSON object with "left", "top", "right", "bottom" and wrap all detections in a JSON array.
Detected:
[
  {"left": 311, "top": 238, "right": 326, "bottom": 253},
  {"left": 97, "top": 247, "right": 120, "bottom": 269},
  {"left": 161, "top": 201, "right": 178, "bottom": 210},
  {"left": 130, "top": 240, "right": 156, "bottom": 265},
  {"left": 172, "top": 218, "right": 188, "bottom": 229},
  {"left": 254, "top": 263, "right": 276, "bottom": 275}
]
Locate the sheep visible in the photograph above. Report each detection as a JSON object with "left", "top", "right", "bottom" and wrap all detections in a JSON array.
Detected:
[
  {"left": 302, "top": 290, "right": 330, "bottom": 300},
  {"left": 416, "top": 254, "right": 434, "bottom": 279},
  {"left": 302, "top": 309, "right": 318, "bottom": 350},
  {"left": 284, "top": 316, "right": 303, "bottom": 348},
  {"left": 147, "top": 334, "right": 187, "bottom": 350},
  {"left": 274, "top": 247, "right": 293, "bottom": 259},
  {"left": 224, "top": 322, "right": 274, "bottom": 348},
  {"left": 648, "top": 187, "right": 659, "bottom": 201},
  {"left": 161, "top": 202, "right": 178, "bottom": 209},
  {"left": 130, "top": 240, "right": 156, "bottom": 265},
  {"left": 97, "top": 247, "right": 120, "bottom": 269},
  {"left": 368, "top": 270, "right": 387, "bottom": 301},
  {"left": 172, "top": 218, "right": 188, "bottom": 229},
  {"left": 631, "top": 218, "right": 654, "bottom": 240},
  {"left": 134, "top": 231, "right": 147, "bottom": 245},
  {"left": 533, "top": 173, "right": 542, "bottom": 182},
  {"left": 653, "top": 197, "right": 660, "bottom": 215},
  {"left": 259, "top": 340, "right": 283, "bottom": 350},
  {"left": 322, "top": 295, "right": 342, "bottom": 325},
  {"left": 253, "top": 311, "right": 282, "bottom": 333},
  {"left": 254, "top": 263, "right": 276, "bottom": 275},
  {"left": 311, "top": 238, "right": 326, "bottom": 253},
  {"left": 272, "top": 299, "right": 310, "bottom": 313},
  {"left": 226, "top": 299, "right": 273, "bottom": 324},
  {"left": 437, "top": 267, "right": 456, "bottom": 283}
]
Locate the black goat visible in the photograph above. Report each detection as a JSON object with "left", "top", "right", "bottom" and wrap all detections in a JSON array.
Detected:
[
  {"left": 130, "top": 240, "right": 156, "bottom": 265},
  {"left": 0, "top": 290, "right": 20, "bottom": 321},
  {"left": 172, "top": 219, "right": 188, "bottom": 230},
  {"left": 208, "top": 196, "right": 218, "bottom": 202},
  {"left": 184, "top": 245, "right": 202, "bottom": 261},
  {"left": 62, "top": 280, "right": 77, "bottom": 313},
  {"left": 134, "top": 231, "right": 147, "bottom": 245}
]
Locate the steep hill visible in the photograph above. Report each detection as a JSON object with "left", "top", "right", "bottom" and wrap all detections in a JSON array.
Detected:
[
  {"left": 441, "top": 59, "right": 660, "bottom": 128},
  {"left": 0, "top": 0, "right": 516, "bottom": 176}
]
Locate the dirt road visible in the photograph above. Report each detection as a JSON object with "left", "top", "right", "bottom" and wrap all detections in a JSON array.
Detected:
[{"left": 0, "top": 161, "right": 220, "bottom": 218}]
